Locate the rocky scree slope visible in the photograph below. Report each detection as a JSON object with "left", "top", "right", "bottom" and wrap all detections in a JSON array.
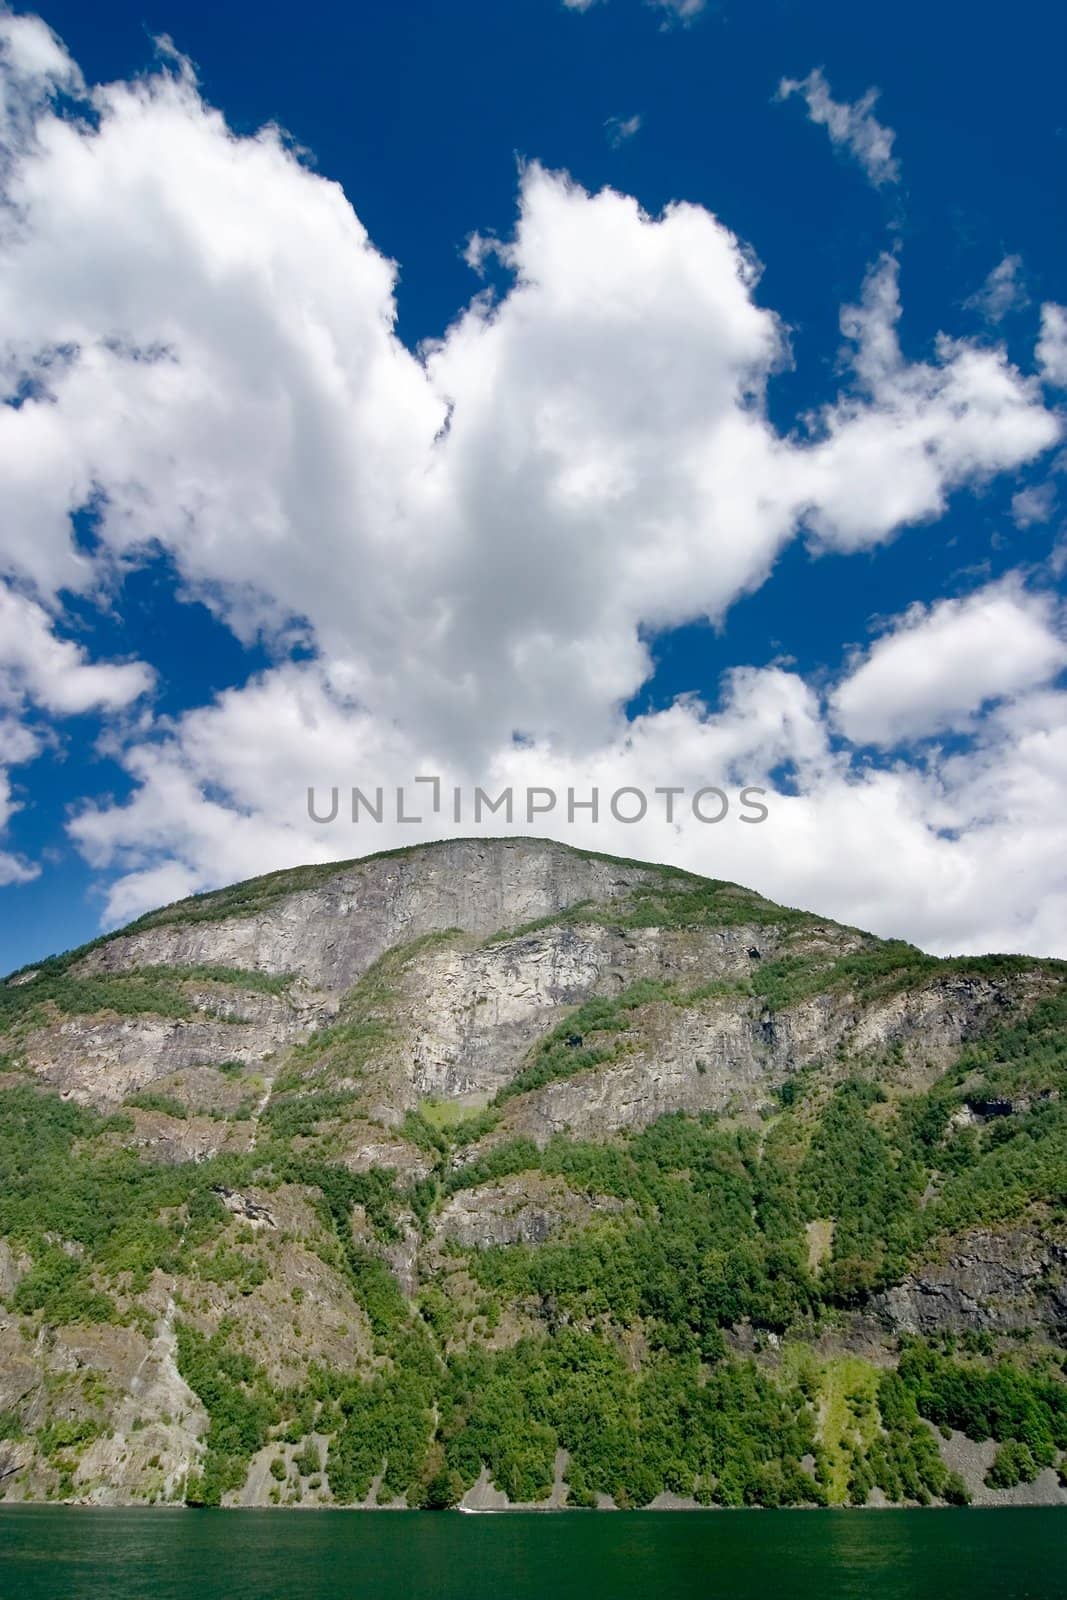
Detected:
[{"left": 0, "top": 837, "right": 1065, "bottom": 1511}]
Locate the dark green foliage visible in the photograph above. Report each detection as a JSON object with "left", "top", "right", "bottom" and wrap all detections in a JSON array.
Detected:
[
  {"left": 197, "top": 1246, "right": 268, "bottom": 1295},
  {"left": 451, "top": 1107, "right": 501, "bottom": 1147},
  {"left": 259, "top": 1089, "right": 358, "bottom": 1141},
  {"left": 36, "top": 1416, "right": 105, "bottom": 1459},
  {"left": 607, "top": 877, "right": 818, "bottom": 935},
  {"left": 280, "top": 1017, "right": 392, "bottom": 1086},
  {"left": 798, "top": 1079, "right": 920, "bottom": 1298},
  {"left": 177, "top": 1325, "right": 279, "bottom": 1505},
  {"left": 13, "top": 1249, "right": 116, "bottom": 1326},
  {"left": 857, "top": 1372, "right": 961, "bottom": 1506},
  {"left": 124, "top": 1090, "right": 188, "bottom": 1120},
  {"left": 752, "top": 943, "right": 1055, "bottom": 1015},
  {"left": 985, "top": 1439, "right": 1039, "bottom": 1488},
  {"left": 441, "top": 1138, "right": 543, "bottom": 1197},
  {"left": 287, "top": 1157, "right": 399, "bottom": 1244},
  {"left": 953, "top": 989, "right": 1067, "bottom": 1102},
  {"left": 466, "top": 1116, "right": 819, "bottom": 1353},
  {"left": 896, "top": 1344, "right": 1067, "bottom": 1466},
  {"left": 294, "top": 1438, "right": 321, "bottom": 1477},
  {"left": 0, "top": 970, "right": 194, "bottom": 1034},
  {"left": 0, "top": 1408, "right": 23, "bottom": 1441},
  {"left": 0, "top": 1084, "right": 242, "bottom": 1295},
  {"left": 149, "top": 965, "right": 294, "bottom": 995},
  {"left": 0, "top": 958, "right": 293, "bottom": 1037},
  {"left": 271, "top": 1155, "right": 407, "bottom": 1335},
  {"left": 401, "top": 1111, "right": 447, "bottom": 1155},
  {"left": 495, "top": 1003, "right": 629, "bottom": 1103},
  {"left": 326, "top": 1335, "right": 439, "bottom": 1502},
  {"left": 497, "top": 982, "right": 674, "bottom": 1104},
  {"left": 437, "top": 1334, "right": 825, "bottom": 1508},
  {"left": 0, "top": 1085, "right": 283, "bottom": 1337}
]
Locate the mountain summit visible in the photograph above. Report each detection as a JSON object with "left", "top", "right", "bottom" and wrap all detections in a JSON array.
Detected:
[{"left": 1, "top": 838, "right": 1065, "bottom": 1509}]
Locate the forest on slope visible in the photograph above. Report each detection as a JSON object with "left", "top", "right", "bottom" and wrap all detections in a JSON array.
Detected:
[{"left": 0, "top": 840, "right": 1064, "bottom": 1508}]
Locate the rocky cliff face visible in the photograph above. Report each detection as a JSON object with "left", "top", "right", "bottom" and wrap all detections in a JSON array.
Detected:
[
  {"left": 75, "top": 839, "right": 654, "bottom": 992},
  {"left": 871, "top": 1229, "right": 1067, "bottom": 1338},
  {"left": 0, "top": 838, "right": 1064, "bottom": 1510}
]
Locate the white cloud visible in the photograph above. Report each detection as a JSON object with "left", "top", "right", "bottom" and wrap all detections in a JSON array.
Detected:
[
  {"left": 0, "top": 717, "right": 39, "bottom": 886},
  {"left": 0, "top": 580, "right": 152, "bottom": 882},
  {"left": 605, "top": 112, "right": 642, "bottom": 147},
  {"left": 0, "top": 7, "right": 81, "bottom": 139},
  {"left": 70, "top": 659, "right": 838, "bottom": 925},
  {"left": 796, "top": 256, "right": 1058, "bottom": 551},
  {"left": 831, "top": 580, "right": 1067, "bottom": 746},
  {"left": 776, "top": 67, "right": 899, "bottom": 188},
  {"left": 964, "top": 255, "right": 1028, "bottom": 323},
  {"left": 0, "top": 50, "right": 1054, "bottom": 760},
  {"left": 1037, "top": 304, "right": 1067, "bottom": 387},
  {"left": 1012, "top": 480, "right": 1057, "bottom": 528},
  {"left": 68, "top": 651, "right": 1067, "bottom": 957},
  {"left": 0, "top": 584, "right": 154, "bottom": 715},
  {"left": 1, "top": 20, "right": 1065, "bottom": 954}
]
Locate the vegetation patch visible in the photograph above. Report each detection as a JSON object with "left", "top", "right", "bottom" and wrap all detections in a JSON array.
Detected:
[
  {"left": 495, "top": 980, "right": 676, "bottom": 1105},
  {"left": 178, "top": 1324, "right": 279, "bottom": 1505},
  {"left": 0, "top": 971, "right": 194, "bottom": 1035},
  {"left": 124, "top": 1090, "right": 189, "bottom": 1120}
]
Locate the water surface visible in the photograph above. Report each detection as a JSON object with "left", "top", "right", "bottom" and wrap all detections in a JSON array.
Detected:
[{"left": 1, "top": 1507, "right": 1065, "bottom": 1600}]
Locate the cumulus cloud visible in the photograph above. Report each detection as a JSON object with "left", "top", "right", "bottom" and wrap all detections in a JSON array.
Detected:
[
  {"left": 776, "top": 67, "right": 899, "bottom": 188},
  {"left": 0, "top": 717, "right": 40, "bottom": 886},
  {"left": 0, "top": 580, "right": 152, "bottom": 883},
  {"left": 0, "top": 585, "right": 153, "bottom": 715},
  {"left": 831, "top": 580, "right": 1067, "bottom": 746},
  {"left": 0, "top": 7, "right": 81, "bottom": 142},
  {"left": 1, "top": 18, "right": 1065, "bottom": 953},
  {"left": 0, "top": 793, "right": 36, "bottom": 885},
  {"left": 68, "top": 650, "right": 1067, "bottom": 956},
  {"left": 1037, "top": 304, "right": 1067, "bottom": 387},
  {"left": 796, "top": 255, "right": 1057, "bottom": 550},
  {"left": 0, "top": 51, "right": 1054, "bottom": 759}
]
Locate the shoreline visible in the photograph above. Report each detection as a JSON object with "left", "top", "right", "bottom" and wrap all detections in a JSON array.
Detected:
[{"left": 2, "top": 1500, "right": 1067, "bottom": 1514}]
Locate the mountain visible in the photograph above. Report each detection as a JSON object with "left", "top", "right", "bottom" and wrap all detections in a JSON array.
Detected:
[{"left": 1, "top": 837, "right": 1065, "bottom": 1510}]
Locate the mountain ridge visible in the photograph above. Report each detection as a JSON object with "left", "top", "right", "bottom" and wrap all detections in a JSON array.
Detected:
[{"left": 0, "top": 837, "right": 1064, "bottom": 1510}]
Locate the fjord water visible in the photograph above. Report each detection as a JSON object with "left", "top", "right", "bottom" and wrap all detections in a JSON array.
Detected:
[{"left": 1, "top": 1509, "right": 1065, "bottom": 1600}]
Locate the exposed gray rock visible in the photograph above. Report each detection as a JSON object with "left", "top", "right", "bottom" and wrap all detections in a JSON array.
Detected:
[
  {"left": 872, "top": 1229, "right": 1067, "bottom": 1336},
  {"left": 934, "top": 1428, "right": 1067, "bottom": 1507},
  {"left": 214, "top": 1187, "right": 277, "bottom": 1229},
  {"left": 377, "top": 920, "right": 796, "bottom": 1111},
  {"left": 21, "top": 1001, "right": 312, "bottom": 1109},
  {"left": 500, "top": 976, "right": 1021, "bottom": 1143},
  {"left": 433, "top": 1174, "right": 626, "bottom": 1250},
  {"left": 75, "top": 840, "right": 656, "bottom": 990}
]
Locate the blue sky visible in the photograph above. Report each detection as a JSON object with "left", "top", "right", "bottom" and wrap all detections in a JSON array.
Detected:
[{"left": 1, "top": 0, "right": 1065, "bottom": 973}]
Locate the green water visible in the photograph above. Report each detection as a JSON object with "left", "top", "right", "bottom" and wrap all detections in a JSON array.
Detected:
[{"left": 0, "top": 1508, "right": 1064, "bottom": 1600}]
